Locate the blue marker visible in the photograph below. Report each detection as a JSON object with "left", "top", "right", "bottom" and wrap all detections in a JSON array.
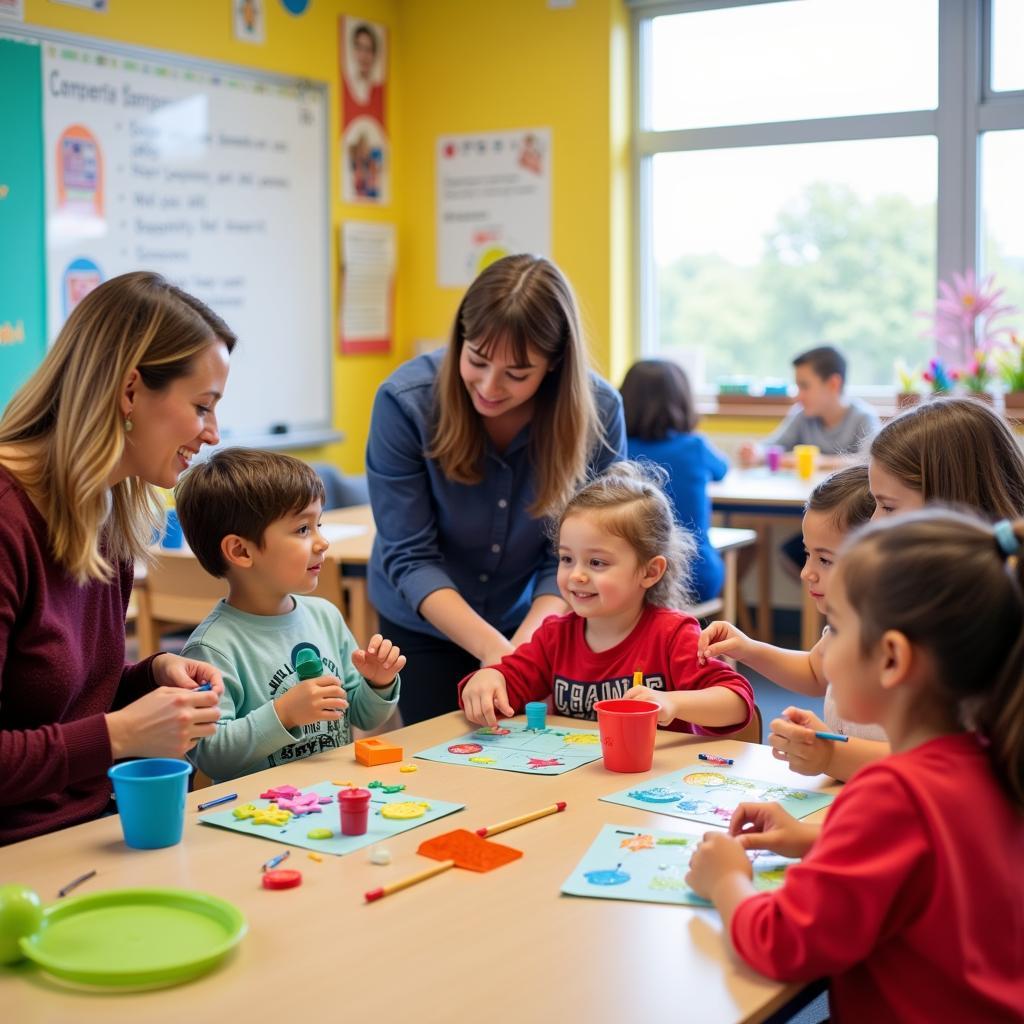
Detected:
[
  {"left": 814, "top": 730, "right": 850, "bottom": 743},
  {"left": 262, "top": 850, "right": 290, "bottom": 872},
  {"left": 195, "top": 682, "right": 213, "bottom": 692},
  {"left": 197, "top": 792, "right": 237, "bottom": 811}
]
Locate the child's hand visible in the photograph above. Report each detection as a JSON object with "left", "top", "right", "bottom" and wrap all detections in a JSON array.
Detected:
[
  {"left": 698, "top": 620, "right": 751, "bottom": 665},
  {"left": 769, "top": 706, "right": 833, "bottom": 776},
  {"left": 737, "top": 442, "right": 761, "bottom": 467},
  {"left": 352, "top": 633, "right": 406, "bottom": 688},
  {"left": 275, "top": 676, "right": 349, "bottom": 730},
  {"left": 685, "top": 831, "right": 752, "bottom": 899},
  {"left": 728, "top": 801, "right": 818, "bottom": 858},
  {"left": 461, "top": 669, "right": 514, "bottom": 727},
  {"left": 623, "top": 685, "right": 675, "bottom": 726}
]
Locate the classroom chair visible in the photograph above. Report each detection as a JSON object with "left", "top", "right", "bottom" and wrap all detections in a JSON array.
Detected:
[{"left": 312, "top": 462, "right": 369, "bottom": 509}]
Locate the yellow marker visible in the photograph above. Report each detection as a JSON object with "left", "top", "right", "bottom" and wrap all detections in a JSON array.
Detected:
[{"left": 632, "top": 669, "right": 643, "bottom": 688}]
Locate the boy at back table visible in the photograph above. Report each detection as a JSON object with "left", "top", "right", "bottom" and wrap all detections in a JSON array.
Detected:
[
  {"left": 739, "top": 345, "right": 880, "bottom": 470},
  {"left": 174, "top": 449, "right": 404, "bottom": 784}
]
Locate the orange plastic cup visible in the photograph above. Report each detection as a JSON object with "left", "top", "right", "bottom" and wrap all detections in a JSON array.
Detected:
[{"left": 594, "top": 699, "right": 659, "bottom": 772}]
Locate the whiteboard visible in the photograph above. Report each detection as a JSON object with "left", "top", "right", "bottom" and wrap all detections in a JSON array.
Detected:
[{"left": 3, "top": 25, "right": 333, "bottom": 447}]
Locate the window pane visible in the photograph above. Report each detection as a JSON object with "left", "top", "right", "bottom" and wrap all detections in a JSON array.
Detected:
[
  {"left": 649, "top": 0, "right": 937, "bottom": 131},
  {"left": 649, "top": 137, "right": 937, "bottom": 389},
  {"left": 981, "top": 131, "right": 1024, "bottom": 320},
  {"left": 991, "top": 0, "right": 1024, "bottom": 92}
]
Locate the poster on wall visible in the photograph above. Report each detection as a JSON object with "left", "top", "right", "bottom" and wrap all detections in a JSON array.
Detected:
[
  {"left": 338, "top": 221, "right": 394, "bottom": 354},
  {"left": 339, "top": 16, "right": 389, "bottom": 204},
  {"left": 234, "top": 0, "right": 266, "bottom": 44},
  {"left": 436, "top": 128, "right": 551, "bottom": 287}
]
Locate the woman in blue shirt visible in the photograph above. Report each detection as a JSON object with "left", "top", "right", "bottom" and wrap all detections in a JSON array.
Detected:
[
  {"left": 621, "top": 360, "right": 729, "bottom": 603},
  {"left": 367, "top": 255, "right": 626, "bottom": 724}
]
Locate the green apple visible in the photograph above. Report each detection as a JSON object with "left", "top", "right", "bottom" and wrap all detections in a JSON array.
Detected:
[{"left": 0, "top": 884, "right": 43, "bottom": 964}]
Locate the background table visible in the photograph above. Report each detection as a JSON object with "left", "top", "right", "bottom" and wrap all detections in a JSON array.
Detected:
[{"left": 0, "top": 714, "right": 836, "bottom": 1024}]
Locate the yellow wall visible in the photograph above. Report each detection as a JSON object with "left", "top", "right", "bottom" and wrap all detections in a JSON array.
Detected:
[{"left": 22, "top": 0, "right": 631, "bottom": 473}]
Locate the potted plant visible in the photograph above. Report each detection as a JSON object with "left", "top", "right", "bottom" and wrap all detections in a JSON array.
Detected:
[
  {"left": 952, "top": 351, "right": 994, "bottom": 403},
  {"left": 894, "top": 360, "right": 921, "bottom": 409},
  {"left": 998, "top": 334, "right": 1024, "bottom": 413},
  {"left": 921, "top": 357, "right": 954, "bottom": 396}
]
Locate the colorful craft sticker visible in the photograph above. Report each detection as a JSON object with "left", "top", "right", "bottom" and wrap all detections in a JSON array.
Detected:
[
  {"left": 475, "top": 726, "right": 510, "bottom": 736},
  {"left": 619, "top": 834, "right": 655, "bottom": 853},
  {"left": 468, "top": 756, "right": 496, "bottom": 764},
  {"left": 380, "top": 801, "right": 430, "bottom": 820},
  {"left": 307, "top": 828, "right": 332, "bottom": 840},
  {"left": 681, "top": 771, "right": 728, "bottom": 787},
  {"left": 562, "top": 733, "right": 599, "bottom": 745},
  {"left": 627, "top": 786, "right": 680, "bottom": 803},
  {"left": 448, "top": 743, "right": 483, "bottom": 755},
  {"left": 527, "top": 757, "right": 563, "bottom": 769},
  {"left": 381, "top": 784, "right": 406, "bottom": 794},
  {"left": 399, "top": 765, "right": 417, "bottom": 773},
  {"left": 584, "top": 865, "right": 630, "bottom": 886}
]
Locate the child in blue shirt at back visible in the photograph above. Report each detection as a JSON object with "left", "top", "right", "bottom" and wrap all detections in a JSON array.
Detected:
[{"left": 621, "top": 360, "right": 728, "bottom": 603}]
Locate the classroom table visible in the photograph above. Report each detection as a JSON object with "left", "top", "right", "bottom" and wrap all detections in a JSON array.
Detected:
[
  {"left": 0, "top": 713, "right": 836, "bottom": 1024},
  {"left": 709, "top": 469, "right": 828, "bottom": 650}
]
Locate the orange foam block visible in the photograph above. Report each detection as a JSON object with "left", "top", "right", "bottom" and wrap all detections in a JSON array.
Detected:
[{"left": 355, "top": 737, "right": 404, "bottom": 766}]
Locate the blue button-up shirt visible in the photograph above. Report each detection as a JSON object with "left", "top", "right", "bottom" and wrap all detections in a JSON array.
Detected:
[{"left": 366, "top": 349, "right": 627, "bottom": 638}]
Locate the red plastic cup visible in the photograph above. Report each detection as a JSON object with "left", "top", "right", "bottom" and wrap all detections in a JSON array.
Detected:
[
  {"left": 338, "top": 787, "right": 371, "bottom": 835},
  {"left": 594, "top": 699, "right": 659, "bottom": 772}
]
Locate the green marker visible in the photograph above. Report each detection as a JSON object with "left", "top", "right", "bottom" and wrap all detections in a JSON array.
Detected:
[{"left": 294, "top": 649, "right": 323, "bottom": 680}]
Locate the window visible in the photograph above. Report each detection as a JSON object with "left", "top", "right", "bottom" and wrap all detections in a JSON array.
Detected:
[{"left": 636, "top": 0, "right": 1024, "bottom": 392}]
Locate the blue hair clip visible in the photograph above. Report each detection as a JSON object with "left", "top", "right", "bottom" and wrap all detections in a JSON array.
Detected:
[{"left": 993, "top": 520, "right": 1020, "bottom": 559}]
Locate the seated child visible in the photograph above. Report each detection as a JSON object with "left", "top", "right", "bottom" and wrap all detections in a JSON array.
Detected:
[
  {"left": 620, "top": 359, "right": 729, "bottom": 603},
  {"left": 698, "top": 465, "right": 888, "bottom": 781},
  {"left": 739, "top": 344, "right": 880, "bottom": 469},
  {"left": 174, "top": 449, "right": 403, "bottom": 783},
  {"left": 459, "top": 461, "right": 753, "bottom": 733},
  {"left": 686, "top": 509, "right": 1024, "bottom": 1022}
]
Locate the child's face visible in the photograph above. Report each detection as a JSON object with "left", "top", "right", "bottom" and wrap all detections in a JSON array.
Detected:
[
  {"left": 794, "top": 366, "right": 841, "bottom": 418},
  {"left": 116, "top": 341, "right": 229, "bottom": 489},
  {"left": 248, "top": 499, "right": 329, "bottom": 599},
  {"left": 459, "top": 338, "right": 551, "bottom": 423},
  {"left": 821, "top": 568, "right": 882, "bottom": 725},
  {"left": 556, "top": 512, "right": 655, "bottom": 622},
  {"left": 869, "top": 460, "right": 925, "bottom": 519},
  {"left": 799, "top": 508, "right": 844, "bottom": 614}
]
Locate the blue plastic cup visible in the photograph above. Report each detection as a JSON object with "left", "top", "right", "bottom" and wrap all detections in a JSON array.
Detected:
[
  {"left": 161, "top": 509, "right": 183, "bottom": 549},
  {"left": 108, "top": 759, "right": 191, "bottom": 849},
  {"left": 525, "top": 701, "right": 547, "bottom": 731}
]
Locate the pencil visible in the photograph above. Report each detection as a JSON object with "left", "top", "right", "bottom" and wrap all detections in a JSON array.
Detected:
[
  {"left": 364, "top": 859, "right": 455, "bottom": 902},
  {"left": 58, "top": 869, "right": 97, "bottom": 898},
  {"left": 197, "top": 792, "right": 237, "bottom": 811},
  {"left": 474, "top": 801, "right": 567, "bottom": 838},
  {"left": 814, "top": 730, "right": 850, "bottom": 743},
  {"left": 632, "top": 669, "right": 643, "bottom": 688}
]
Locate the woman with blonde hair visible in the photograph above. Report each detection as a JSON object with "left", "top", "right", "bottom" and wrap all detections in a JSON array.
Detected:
[
  {"left": 0, "top": 271, "right": 236, "bottom": 844},
  {"left": 367, "top": 254, "right": 626, "bottom": 723}
]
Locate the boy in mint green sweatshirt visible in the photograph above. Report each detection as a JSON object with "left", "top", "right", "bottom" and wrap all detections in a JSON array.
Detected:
[{"left": 174, "top": 448, "right": 403, "bottom": 784}]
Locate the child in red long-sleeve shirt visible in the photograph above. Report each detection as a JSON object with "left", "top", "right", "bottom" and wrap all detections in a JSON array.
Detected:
[
  {"left": 459, "top": 461, "right": 752, "bottom": 734},
  {"left": 687, "top": 509, "right": 1024, "bottom": 1023}
]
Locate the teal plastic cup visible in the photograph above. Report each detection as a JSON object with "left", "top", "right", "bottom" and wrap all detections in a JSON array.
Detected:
[{"left": 108, "top": 759, "right": 191, "bottom": 849}]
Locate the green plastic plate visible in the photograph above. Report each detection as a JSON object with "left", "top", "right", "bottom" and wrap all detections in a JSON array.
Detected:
[{"left": 19, "top": 888, "right": 247, "bottom": 989}]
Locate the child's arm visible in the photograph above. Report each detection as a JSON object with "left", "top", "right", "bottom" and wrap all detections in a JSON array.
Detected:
[
  {"left": 699, "top": 621, "right": 828, "bottom": 698},
  {"left": 626, "top": 684, "right": 749, "bottom": 730},
  {"left": 461, "top": 668, "right": 514, "bottom": 727},
  {"left": 770, "top": 706, "right": 890, "bottom": 781}
]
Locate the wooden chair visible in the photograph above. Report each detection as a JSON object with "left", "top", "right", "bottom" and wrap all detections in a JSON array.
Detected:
[
  {"left": 133, "top": 554, "right": 228, "bottom": 658},
  {"left": 726, "top": 703, "right": 763, "bottom": 745}
]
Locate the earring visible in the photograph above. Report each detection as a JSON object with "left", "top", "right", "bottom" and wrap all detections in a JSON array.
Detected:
[{"left": 124, "top": 414, "right": 134, "bottom": 433}]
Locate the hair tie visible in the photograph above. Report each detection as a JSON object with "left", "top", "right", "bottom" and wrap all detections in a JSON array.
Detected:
[{"left": 993, "top": 520, "right": 1020, "bottom": 559}]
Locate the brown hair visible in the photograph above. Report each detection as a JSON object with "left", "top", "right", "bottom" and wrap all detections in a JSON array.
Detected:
[
  {"left": 620, "top": 359, "right": 698, "bottom": 439},
  {"left": 427, "top": 254, "right": 605, "bottom": 518},
  {"left": 552, "top": 461, "right": 695, "bottom": 609},
  {"left": 0, "top": 271, "right": 236, "bottom": 583},
  {"left": 840, "top": 508, "right": 1024, "bottom": 809},
  {"left": 870, "top": 397, "right": 1024, "bottom": 519},
  {"left": 793, "top": 344, "right": 846, "bottom": 385},
  {"left": 175, "top": 448, "right": 325, "bottom": 578},
  {"left": 807, "top": 464, "right": 874, "bottom": 533}
]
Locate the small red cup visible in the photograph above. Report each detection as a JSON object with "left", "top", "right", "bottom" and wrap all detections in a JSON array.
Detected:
[
  {"left": 594, "top": 699, "right": 659, "bottom": 772},
  {"left": 338, "top": 787, "right": 371, "bottom": 835}
]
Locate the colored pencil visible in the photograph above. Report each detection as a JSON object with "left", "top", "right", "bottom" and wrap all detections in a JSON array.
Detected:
[
  {"left": 474, "top": 801, "right": 567, "bottom": 838},
  {"left": 58, "top": 869, "right": 97, "bottom": 898},
  {"left": 197, "top": 792, "right": 237, "bottom": 811},
  {"left": 632, "top": 669, "right": 643, "bottom": 688},
  {"left": 814, "top": 730, "right": 850, "bottom": 743},
  {"left": 364, "top": 859, "right": 456, "bottom": 902},
  {"left": 262, "top": 850, "right": 290, "bottom": 872}
]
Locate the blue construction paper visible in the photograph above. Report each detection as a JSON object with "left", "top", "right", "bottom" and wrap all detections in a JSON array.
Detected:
[
  {"left": 561, "top": 823, "right": 797, "bottom": 907},
  {"left": 198, "top": 780, "right": 464, "bottom": 855},
  {"left": 600, "top": 762, "right": 834, "bottom": 827},
  {"left": 415, "top": 720, "right": 603, "bottom": 775}
]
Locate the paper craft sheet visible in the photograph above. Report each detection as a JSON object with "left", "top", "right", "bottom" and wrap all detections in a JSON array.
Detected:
[
  {"left": 415, "top": 720, "right": 603, "bottom": 775},
  {"left": 561, "top": 824, "right": 797, "bottom": 907},
  {"left": 600, "top": 762, "right": 834, "bottom": 827},
  {"left": 198, "top": 781, "right": 463, "bottom": 855}
]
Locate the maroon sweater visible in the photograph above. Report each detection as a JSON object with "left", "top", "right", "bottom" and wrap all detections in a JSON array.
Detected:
[{"left": 0, "top": 467, "right": 156, "bottom": 845}]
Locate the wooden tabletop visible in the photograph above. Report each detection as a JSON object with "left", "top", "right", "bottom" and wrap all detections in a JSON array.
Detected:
[
  {"left": 709, "top": 469, "right": 829, "bottom": 509},
  {"left": 0, "top": 714, "right": 837, "bottom": 1024}
]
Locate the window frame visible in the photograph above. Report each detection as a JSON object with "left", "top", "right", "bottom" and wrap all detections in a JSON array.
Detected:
[{"left": 631, "top": 0, "right": 1024, "bottom": 395}]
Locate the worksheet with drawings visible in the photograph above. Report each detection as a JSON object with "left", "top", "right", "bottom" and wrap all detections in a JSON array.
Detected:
[{"left": 4, "top": 25, "right": 333, "bottom": 446}]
